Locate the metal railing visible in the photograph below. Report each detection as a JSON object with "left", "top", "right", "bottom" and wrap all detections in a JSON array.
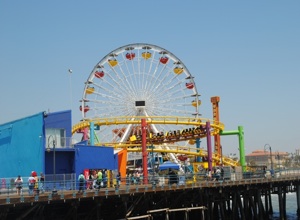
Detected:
[
  {"left": 0, "top": 174, "right": 76, "bottom": 196},
  {"left": 1, "top": 168, "right": 300, "bottom": 198}
]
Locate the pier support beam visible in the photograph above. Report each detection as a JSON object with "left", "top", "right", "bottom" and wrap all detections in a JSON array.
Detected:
[
  {"left": 296, "top": 185, "right": 300, "bottom": 216},
  {"left": 278, "top": 186, "right": 287, "bottom": 220},
  {"left": 243, "top": 192, "right": 251, "bottom": 218},
  {"left": 256, "top": 190, "right": 265, "bottom": 219}
]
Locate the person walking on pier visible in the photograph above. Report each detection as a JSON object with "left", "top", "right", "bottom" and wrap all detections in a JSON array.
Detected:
[
  {"left": 78, "top": 172, "right": 85, "bottom": 193},
  {"left": 28, "top": 175, "right": 35, "bottom": 195},
  {"left": 14, "top": 175, "right": 23, "bottom": 195},
  {"left": 40, "top": 172, "right": 45, "bottom": 193},
  {"left": 116, "top": 172, "right": 121, "bottom": 188},
  {"left": 102, "top": 170, "right": 107, "bottom": 188},
  {"left": 96, "top": 170, "right": 103, "bottom": 189},
  {"left": 33, "top": 172, "right": 39, "bottom": 196},
  {"left": 215, "top": 167, "right": 221, "bottom": 181},
  {"left": 221, "top": 167, "right": 224, "bottom": 180},
  {"left": 206, "top": 169, "right": 212, "bottom": 181}
]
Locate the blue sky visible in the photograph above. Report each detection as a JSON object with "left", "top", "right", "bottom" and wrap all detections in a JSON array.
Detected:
[{"left": 0, "top": 1, "right": 299, "bottom": 156}]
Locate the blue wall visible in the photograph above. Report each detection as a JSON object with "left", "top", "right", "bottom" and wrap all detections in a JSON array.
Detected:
[
  {"left": 74, "top": 144, "right": 118, "bottom": 178},
  {"left": 0, "top": 110, "right": 119, "bottom": 180},
  {"left": 0, "top": 112, "right": 45, "bottom": 178},
  {"left": 45, "top": 150, "right": 75, "bottom": 175}
]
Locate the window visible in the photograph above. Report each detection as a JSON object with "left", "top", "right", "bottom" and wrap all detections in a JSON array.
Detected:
[{"left": 46, "top": 128, "right": 66, "bottom": 148}]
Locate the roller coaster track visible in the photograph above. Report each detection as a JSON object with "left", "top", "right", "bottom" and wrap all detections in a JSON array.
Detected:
[
  {"left": 72, "top": 116, "right": 239, "bottom": 167},
  {"left": 97, "top": 143, "right": 239, "bottom": 167},
  {"left": 72, "top": 116, "right": 224, "bottom": 135}
]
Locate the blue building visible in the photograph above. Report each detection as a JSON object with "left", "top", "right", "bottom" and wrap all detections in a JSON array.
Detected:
[{"left": 0, "top": 110, "right": 117, "bottom": 180}]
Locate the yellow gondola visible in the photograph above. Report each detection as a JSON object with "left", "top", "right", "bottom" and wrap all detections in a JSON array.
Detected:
[
  {"left": 192, "top": 100, "right": 201, "bottom": 107},
  {"left": 108, "top": 59, "right": 118, "bottom": 67},
  {"left": 142, "top": 52, "right": 151, "bottom": 60},
  {"left": 173, "top": 67, "right": 183, "bottom": 74},
  {"left": 86, "top": 87, "right": 95, "bottom": 94}
]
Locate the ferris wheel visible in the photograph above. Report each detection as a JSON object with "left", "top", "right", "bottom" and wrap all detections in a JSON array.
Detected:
[{"left": 80, "top": 43, "right": 201, "bottom": 146}]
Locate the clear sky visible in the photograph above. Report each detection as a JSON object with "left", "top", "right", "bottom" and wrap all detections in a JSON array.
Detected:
[{"left": 0, "top": 1, "right": 299, "bottom": 156}]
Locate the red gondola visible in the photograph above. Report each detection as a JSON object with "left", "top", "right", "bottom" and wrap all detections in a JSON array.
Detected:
[
  {"left": 186, "top": 82, "right": 194, "bottom": 89},
  {"left": 160, "top": 56, "right": 169, "bottom": 64},
  {"left": 80, "top": 105, "right": 90, "bottom": 113},
  {"left": 95, "top": 71, "right": 104, "bottom": 78},
  {"left": 126, "top": 53, "right": 135, "bottom": 60}
]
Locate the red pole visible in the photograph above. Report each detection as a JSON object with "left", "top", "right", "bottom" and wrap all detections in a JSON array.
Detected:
[{"left": 141, "top": 118, "right": 148, "bottom": 184}]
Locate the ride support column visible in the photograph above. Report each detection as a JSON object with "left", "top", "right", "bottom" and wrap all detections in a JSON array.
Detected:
[
  {"left": 141, "top": 118, "right": 148, "bottom": 184},
  {"left": 196, "top": 138, "right": 202, "bottom": 162},
  {"left": 220, "top": 126, "right": 246, "bottom": 172},
  {"left": 90, "top": 121, "right": 95, "bottom": 145},
  {"left": 238, "top": 126, "right": 246, "bottom": 172},
  {"left": 206, "top": 121, "right": 213, "bottom": 172}
]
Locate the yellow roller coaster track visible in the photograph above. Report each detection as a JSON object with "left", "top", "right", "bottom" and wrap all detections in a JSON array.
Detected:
[
  {"left": 98, "top": 144, "right": 239, "bottom": 167},
  {"left": 72, "top": 116, "right": 224, "bottom": 135},
  {"left": 72, "top": 116, "right": 239, "bottom": 167}
]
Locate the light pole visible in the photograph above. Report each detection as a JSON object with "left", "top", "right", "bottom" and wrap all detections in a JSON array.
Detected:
[
  {"left": 277, "top": 152, "right": 280, "bottom": 174},
  {"left": 290, "top": 153, "right": 295, "bottom": 167},
  {"left": 264, "top": 144, "right": 273, "bottom": 171},
  {"left": 68, "top": 69, "right": 73, "bottom": 111},
  {"left": 47, "top": 135, "right": 57, "bottom": 195}
]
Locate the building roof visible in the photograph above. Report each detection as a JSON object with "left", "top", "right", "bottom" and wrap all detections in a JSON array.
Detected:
[{"left": 246, "top": 150, "right": 289, "bottom": 157}]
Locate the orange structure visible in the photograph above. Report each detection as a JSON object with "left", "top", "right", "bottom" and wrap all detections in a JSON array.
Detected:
[
  {"left": 211, "top": 96, "right": 221, "bottom": 160},
  {"left": 117, "top": 149, "right": 128, "bottom": 180}
]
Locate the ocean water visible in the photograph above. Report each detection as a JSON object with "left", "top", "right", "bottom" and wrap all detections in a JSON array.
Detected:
[{"left": 270, "top": 192, "right": 300, "bottom": 220}]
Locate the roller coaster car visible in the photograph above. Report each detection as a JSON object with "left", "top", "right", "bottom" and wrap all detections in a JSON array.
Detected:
[
  {"left": 194, "top": 126, "right": 201, "bottom": 134},
  {"left": 165, "top": 131, "right": 173, "bottom": 138},
  {"left": 166, "top": 130, "right": 179, "bottom": 141},
  {"left": 180, "top": 129, "right": 187, "bottom": 136},
  {"left": 151, "top": 133, "right": 156, "bottom": 139},
  {"left": 182, "top": 128, "right": 193, "bottom": 138},
  {"left": 160, "top": 132, "right": 166, "bottom": 141},
  {"left": 195, "top": 126, "right": 206, "bottom": 135}
]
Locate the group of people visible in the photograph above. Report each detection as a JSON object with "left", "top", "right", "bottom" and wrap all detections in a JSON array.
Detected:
[
  {"left": 205, "top": 166, "right": 224, "bottom": 181},
  {"left": 126, "top": 171, "right": 142, "bottom": 185},
  {"left": 14, "top": 171, "right": 45, "bottom": 196},
  {"left": 78, "top": 169, "right": 120, "bottom": 193}
]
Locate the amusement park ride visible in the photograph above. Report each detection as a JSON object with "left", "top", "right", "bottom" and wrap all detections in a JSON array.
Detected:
[{"left": 71, "top": 43, "right": 246, "bottom": 179}]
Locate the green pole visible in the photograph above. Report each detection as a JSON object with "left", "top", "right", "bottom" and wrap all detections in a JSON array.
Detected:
[
  {"left": 220, "top": 130, "right": 239, "bottom": 136},
  {"left": 220, "top": 126, "right": 246, "bottom": 171},
  {"left": 238, "top": 126, "right": 246, "bottom": 172}
]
